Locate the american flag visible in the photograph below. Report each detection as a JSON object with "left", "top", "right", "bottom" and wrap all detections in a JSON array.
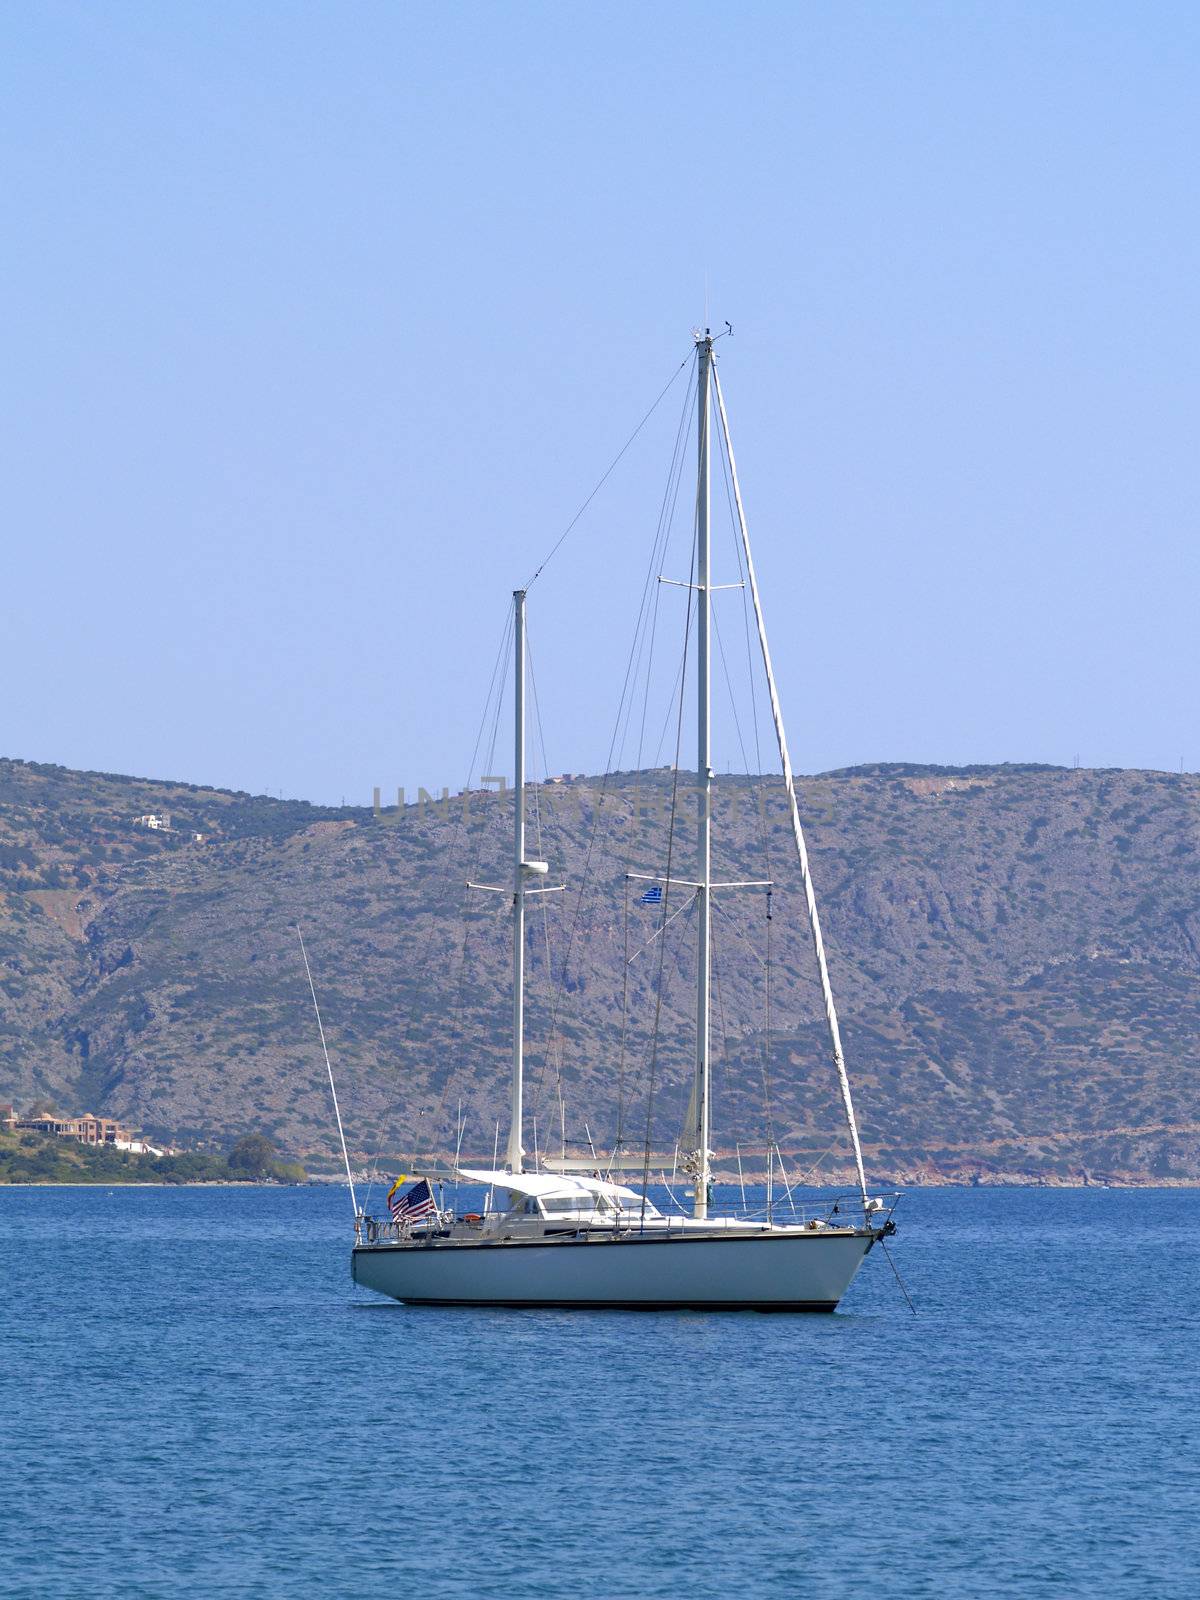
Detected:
[{"left": 388, "top": 1176, "right": 437, "bottom": 1225}]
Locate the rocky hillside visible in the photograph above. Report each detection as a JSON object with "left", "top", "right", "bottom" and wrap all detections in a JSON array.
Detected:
[{"left": 1, "top": 756, "right": 1198, "bottom": 1183}]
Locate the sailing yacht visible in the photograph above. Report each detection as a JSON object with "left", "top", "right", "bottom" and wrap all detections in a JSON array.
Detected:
[{"left": 352, "top": 332, "right": 898, "bottom": 1310}]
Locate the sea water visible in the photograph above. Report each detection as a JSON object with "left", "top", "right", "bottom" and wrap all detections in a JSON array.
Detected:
[{"left": 0, "top": 1184, "right": 1195, "bottom": 1599}]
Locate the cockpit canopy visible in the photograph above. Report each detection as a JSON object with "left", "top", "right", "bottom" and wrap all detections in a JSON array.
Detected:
[{"left": 455, "top": 1168, "right": 661, "bottom": 1220}]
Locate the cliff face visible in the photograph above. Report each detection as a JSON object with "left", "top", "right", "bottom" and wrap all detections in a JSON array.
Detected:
[{"left": 1, "top": 756, "right": 1197, "bottom": 1182}]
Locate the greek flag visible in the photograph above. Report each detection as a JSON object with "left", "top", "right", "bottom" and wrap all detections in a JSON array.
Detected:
[{"left": 639, "top": 884, "right": 663, "bottom": 905}]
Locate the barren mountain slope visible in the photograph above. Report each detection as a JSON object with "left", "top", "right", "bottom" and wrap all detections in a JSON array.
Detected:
[{"left": 1, "top": 757, "right": 1197, "bottom": 1181}]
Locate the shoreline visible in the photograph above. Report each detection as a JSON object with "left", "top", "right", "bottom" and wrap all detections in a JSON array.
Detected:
[
  {"left": 0, "top": 1179, "right": 307, "bottom": 1189},
  {"left": 3, "top": 1178, "right": 1199, "bottom": 1191}
]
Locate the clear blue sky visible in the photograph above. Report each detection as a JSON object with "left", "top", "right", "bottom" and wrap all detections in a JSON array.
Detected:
[{"left": 4, "top": 1, "right": 1198, "bottom": 803}]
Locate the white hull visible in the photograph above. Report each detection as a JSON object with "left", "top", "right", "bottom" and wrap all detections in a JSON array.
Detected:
[{"left": 353, "top": 1228, "right": 875, "bottom": 1311}]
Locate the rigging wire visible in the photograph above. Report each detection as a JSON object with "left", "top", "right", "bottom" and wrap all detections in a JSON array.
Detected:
[
  {"left": 771, "top": 1142, "right": 801, "bottom": 1218},
  {"left": 605, "top": 383, "right": 698, "bottom": 1160},
  {"left": 716, "top": 406, "right": 768, "bottom": 783},
  {"left": 789, "top": 1135, "right": 842, "bottom": 1188},
  {"left": 880, "top": 1238, "right": 918, "bottom": 1315},
  {"left": 297, "top": 923, "right": 358, "bottom": 1218},
  {"left": 707, "top": 605, "right": 783, "bottom": 1176},
  {"left": 524, "top": 630, "right": 568, "bottom": 1145},
  {"left": 361, "top": 603, "right": 516, "bottom": 1208},
  {"left": 614, "top": 366, "right": 697, "bottom": 773},
  {"left": 364, "top": 352, "right": 692, "bottom": 1192},
  {"left": 599, "top": 368, "right": 698, "bottom": 1184},
  {"left": 524, "top": 352, "right": 692, "bottom": 591},
  {"left": 615, "top": 873, "right": 631, "bottom": 1165},
  {"left": 528, "top": 365, "right": 697, "bottom": 1143},
  {"left": 622, "top": 890, "right": 697, "bottom": 966},
  {"left": 710, "top": 911, "right": 745, "bottom": 1183},
  {"left": 357, "top": 603, "right": 515, "bottom": 1211},
  {"left": 639, "top": 520, "right": 699, "bottom": 1217},
  {"left": 713, "top": 389, "right": 779, "bottom": 1174},
  {"left": 712, "top": 360, "right": 870, "bottom": 1208},
  {"left": 442, "top": 615, "right": 516, "bottom": 1078},
  {"left": 616, "top": 888, "right": 696, "bottom": 1165},
  {"left": 649, "top": 654, "right": 688, "bottom": 769}
]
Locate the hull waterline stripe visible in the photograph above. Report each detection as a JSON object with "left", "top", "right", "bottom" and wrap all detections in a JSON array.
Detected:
[{"left": 384, "top": 1298, "right": 840, "bottom": 1312}]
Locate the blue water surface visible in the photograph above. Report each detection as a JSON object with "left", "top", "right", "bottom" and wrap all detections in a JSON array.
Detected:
[{"left": 0, "top": 1184, "right": 1195, "bottom": 1599}]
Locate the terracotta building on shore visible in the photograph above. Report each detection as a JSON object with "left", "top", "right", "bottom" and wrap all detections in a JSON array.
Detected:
[{"left": 17, "top": 1110, "right": 134, "bottom": 1146}]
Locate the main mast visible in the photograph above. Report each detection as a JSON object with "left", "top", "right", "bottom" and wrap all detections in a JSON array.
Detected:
[
  {"left": 694, "top": 334, "right": 713, "bottom": 1219},
  {"left": 509, "top": 588, "right": 527, "bottom": 1173}
]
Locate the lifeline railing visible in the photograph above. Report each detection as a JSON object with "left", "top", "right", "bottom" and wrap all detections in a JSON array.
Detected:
[{"left": 354, "top": 1191, "right": 901, "bottom": 1245}]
